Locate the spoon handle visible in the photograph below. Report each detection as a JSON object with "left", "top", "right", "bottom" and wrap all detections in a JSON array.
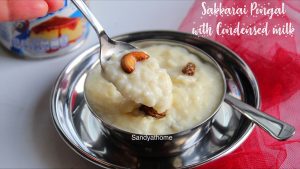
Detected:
[
  {"left": 70, "top": 0, "right": 104, "bottom": 35},
  {"left": 224, "top": 94, "right": 295, "bottom": 140}
]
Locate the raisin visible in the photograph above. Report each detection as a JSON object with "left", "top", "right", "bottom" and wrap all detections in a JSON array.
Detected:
[{"left": 182, "top": 62, "right": 196, "bottom": 76}]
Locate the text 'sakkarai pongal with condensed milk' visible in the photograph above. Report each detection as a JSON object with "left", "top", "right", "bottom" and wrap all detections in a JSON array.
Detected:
[{"left": 0, "top": 0, "right": 89, "bottom": 59}]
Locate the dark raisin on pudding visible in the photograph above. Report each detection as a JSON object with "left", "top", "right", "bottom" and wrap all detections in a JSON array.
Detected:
[
  {"left": 139, "top": 105, "right": 166, "bottom": 119},
  {"left": 182, "top": 62, "right": 196, "bottom": 76}
]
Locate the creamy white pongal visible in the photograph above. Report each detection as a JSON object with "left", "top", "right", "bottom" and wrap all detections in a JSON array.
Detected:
[
  {"left": 102, "top": 51, "right": 173, "bottom": 113},
  {"left": 85, "top": 44, "right": 224, "bottom": 135}
]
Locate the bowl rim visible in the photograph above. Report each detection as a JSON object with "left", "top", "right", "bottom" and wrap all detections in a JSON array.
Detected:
[{"left": 84, "top": 39, "right": 227, "bottom": 137}]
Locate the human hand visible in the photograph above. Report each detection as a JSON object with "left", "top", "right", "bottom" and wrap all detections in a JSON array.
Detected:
[{"left": 0, "top": 0, "right": 64, "bottom": 22}]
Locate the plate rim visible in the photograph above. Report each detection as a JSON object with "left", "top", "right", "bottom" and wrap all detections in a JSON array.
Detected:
[{"left": 51, "top": 30, "right": 261, "bottom": 168}]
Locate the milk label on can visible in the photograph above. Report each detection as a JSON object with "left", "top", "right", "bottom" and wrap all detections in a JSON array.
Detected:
[{"left": 0, "top": 0, "right": 89, "bottom": 59}]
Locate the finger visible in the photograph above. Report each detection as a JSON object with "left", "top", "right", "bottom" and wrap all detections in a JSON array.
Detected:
[
  {"left": 44, "top": 0, "right": 64, "bottom": 13},
  {"left": 0, "top": 0, "right": 48, "bottom": 22}
]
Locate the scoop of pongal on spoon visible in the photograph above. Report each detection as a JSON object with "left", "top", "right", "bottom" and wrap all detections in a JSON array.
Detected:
[
  {"left": 69, "top": 0, "right": 171, "bottom": 117},
  {"left": 102, "top": 51, "right": 173, "bottom": 116}
]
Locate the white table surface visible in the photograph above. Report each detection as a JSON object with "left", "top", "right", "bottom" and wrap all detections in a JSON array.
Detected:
[{"left": 0, "top": 1, "right": 194, "bottom": 168}]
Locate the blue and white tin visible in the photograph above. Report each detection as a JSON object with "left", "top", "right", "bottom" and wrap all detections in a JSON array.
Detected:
[{"left": 0, "top": 0, "right": 89, "bottom": 59}]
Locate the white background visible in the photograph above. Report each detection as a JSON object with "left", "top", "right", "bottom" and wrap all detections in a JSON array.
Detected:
[{"left": 0, "top": 0, "right": 194, "bottom": 168}]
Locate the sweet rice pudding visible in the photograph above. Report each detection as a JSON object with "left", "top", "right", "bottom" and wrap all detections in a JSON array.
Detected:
[
  {"left": 102, "top": 51, "right": 173, "bottom": 113},
  {"left": 85, "top": 44, "right": 224, "bottom": 135}
]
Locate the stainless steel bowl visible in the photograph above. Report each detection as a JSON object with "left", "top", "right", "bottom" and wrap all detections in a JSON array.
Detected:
[{"left": 84, "top": 40, "right": 227, "bottom": 156}]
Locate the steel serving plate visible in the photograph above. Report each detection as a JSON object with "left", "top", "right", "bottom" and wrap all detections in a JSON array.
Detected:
[{"left": 51, "top": 31, "right": 260, "bottom": 168}]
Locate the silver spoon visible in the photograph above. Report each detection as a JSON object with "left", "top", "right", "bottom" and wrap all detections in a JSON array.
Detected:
[
  {"left": 70, "top": 0, "right": 136, "bottom": 66},
  {"left": 224, "top": 95, "right": 295, "bottom": 140},
  {"left": 71, "top": 0, "right": 295, "bottom": 141}
]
